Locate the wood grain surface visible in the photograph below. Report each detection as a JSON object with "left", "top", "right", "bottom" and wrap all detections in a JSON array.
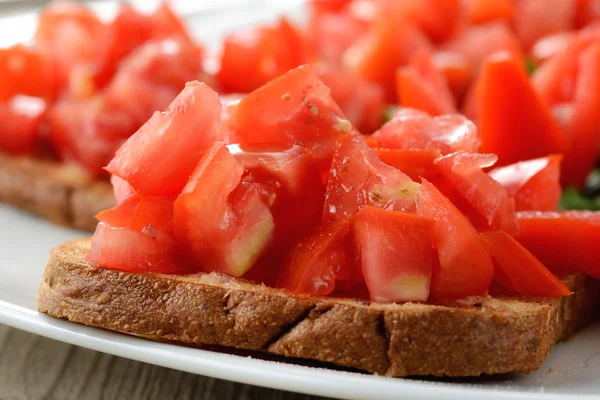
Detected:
[{"left": 0, "top": 324, "right": 331, "bottom": 400}]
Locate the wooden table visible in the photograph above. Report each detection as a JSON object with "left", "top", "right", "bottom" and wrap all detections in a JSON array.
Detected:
[{"left": 0, "top": 324, "right": 331, "bottom": 400}]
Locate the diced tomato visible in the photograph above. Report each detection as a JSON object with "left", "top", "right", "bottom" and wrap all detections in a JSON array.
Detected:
[
  {"left": 98, "top": 194, "right": 174, "bottom": 233},
  {"left": 86, "top": 223, "right": 184, "bottom": 274},
  {"left": 462, "top": 0, "right": 516, "bottom": 25},
  {"left": 0, "top": 96, "right": 46, "bottom": 155},
  {"left": 354, "top": 206, "right": 435, "bottom": 302},
  {"left": 111, "top": 175, "right": 135, "bottom": 205},
  {"left": 218, "top": 18, "right": 312, "bottom": 94},
  {"left": 344, "top": 20, "right": 432, "bottom": 102},
  {"left": 372, "top": 108, "right": 480, "bottom": 154},
  {"left": 416, "top": 180, "right": 494, "bottom": 300},
  {"left": 106, "top": 81, "right": 223, "bottom": 196},
  {"left": 575, "top": 0, "right": 600, "bottom": 28},
  {"left": 95, "top": 194, "right": 140, "bottom": 227},
  {"left": 278, "top": 220, "right": 352, "bottom": 296},
  {"left": 151, "top": 2, "right": 194, "bottom": 45},
  {"left": 309, "top": 0, "right": 352, "bottom": 14},
  {"left": 0, "top": 45, "right": 53, "bottom": 101},
  {"left": 173, "top": 143, "right": 275, "bottom": 277},
  {"left": 442, "top": 22, "right": 524, "bottom": 72},
  {"left": 431, "top": 50, "right": 473, "bottom": 103},
  {"left": 233, "top": 65, "right": 346, "bottom": 169},
  {"left": 315, "top": 63, "right": 385, "bottom": 133},
  {"left": 375, "top": 148, "right": 441, "bottom": 182},
  {"left": 531, "top": 32, "right": 575, "bottom": 64},
  {"left": 514, "top": 0, "right": 576, "bottom": 51},
  {"left": 324, "top": 134, "right": 419, "bottom": 222},
  {"left": 35, "top": 2, "right": 105, "bottom": 93},
  {"left": 435, "top": 151, "right": 519, "bottom": 235},
  {"left": 396, "top": 51, "right": 456, "bottom": 116},
  {"left": 489, "top": 156, "right": 562, "bottom": 211},
  {"left": 516, "top": 211, "right": 600, "bottom": 279},
  {"left": 476, "top": 53, "right": 569, "bottom": 167},
  {"left": 561, "top": 44, "right": 600, "bottom": 188},
  {"left": 481, "top": 230, "right": 572, "bottom": 296}
]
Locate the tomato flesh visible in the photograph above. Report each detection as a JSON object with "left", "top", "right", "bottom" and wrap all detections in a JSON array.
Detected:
[
  {"left": 489, "top": 156, "right": 562, "bottom": 211},
  {"left": 416, "top": 180, "right": 494, "bottom": 300},
  {"left": 374, "top": 148, "right": 441, "bottom": 182},
  {"left": 354, "top": 206, "right": 435, "bottom": 302},
  {"left": 0, "top": 45, "right": 53, "bottom": 101}
]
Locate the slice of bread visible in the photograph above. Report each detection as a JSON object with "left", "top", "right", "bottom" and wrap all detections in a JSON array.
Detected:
[
  {"left": 37, "top": 239, "right": 600, "bottom": 377},
  {"left": 0, "top": 153, "right": 114, "bottom": 231}
]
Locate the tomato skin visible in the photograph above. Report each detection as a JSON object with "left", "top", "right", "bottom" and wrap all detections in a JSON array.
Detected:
[
  {"left": 0, "top": 96, "right": 46, "bottom": 155},
  {"left": 354, "top": 206, "right": 435, "bottom": 302},
  {"left": 374, "top": 148, "right": 441, "bottom": 182},
  {"left": 344, "top": 20, "right": 432, "bottom": 102},
  {"left": 396, "top": 51, "right": 456, "bottom": 116},
  {"left": 416, "top": 180, "right": 494, "bottom": 300},
  {"left": 86, "top": 223, "right": 185, "bottom": 274},
  {"left": 324, "top": 134, "right": 419, "bottom": 223},
  {"left": 435, "top": 151, "right": 519, "bottom": 235},
  {"left": 481, "top": 230, "right": 572, "bottom": 296},
  {"left": 106, "top": 82, "right": 223, "bottom": 197},
  {"left": 0, "top": 45, "right": 53, "bottom": 101},
  {"left": 234, "top": 65, "right": 346, "bottom": 168},
  {"left": 278, "top": 220, "right": 352, "bottom": 296},
  {"left": 516, "top": 211, "right": 600, "bottom": 279},
  {"left": 372, "top": 108, "right": 480, "bottom": 155},
  {"left": 489, "top": 155, "right": 562, "bottom": 212},
  {"left": 476, "top": 53, "right": 569, "bottom": 167}
]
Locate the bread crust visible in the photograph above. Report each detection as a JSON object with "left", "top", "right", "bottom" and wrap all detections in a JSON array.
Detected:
[
  {"left": 0, "top": 153, "right": 114, "bottom": 231},
  {"left": 37, "top": 239, "right": 600, "bottom": 377}
]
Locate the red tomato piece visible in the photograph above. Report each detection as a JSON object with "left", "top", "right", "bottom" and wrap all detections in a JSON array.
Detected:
[
  {"left": 372, "top": 108, "right": 480, "bottom": 155},
  {"left": 96, "top": 194, "right": 140, "bottom": 227},
  {"left": 462, "top": 0, "right": 516, "bottom": 25},
  {"left": 234, "top": 65, "right": 346, "bottom": 169},
  {"left": 0, "top": 96, "right": 46, "bottom": 155},
  {"left": 476, "top": 53, "right": 569, "bottom": 167},
  {"left": 86, "top": 223, "right": 184, "bottom": 274},
  {"left": 151, "top": 2, "right": 194, "bottom": 44},
  {"left": 442, "top": 22, "right": 523, "bottom": 73},
  {"left": 489, "top": 155, "right": 562, "bottom": 212},
  {"left": 514, "top": 0, "right": 576, "bottom": 51},
  {"left": 277, "top": 220, "right": 352, "bottom": 296},
  {"left": 431, "top": 51, "right": 473, "bottom": 103},
  {"left": 375, "top": 148, "right": 441, "bottom": 182},
  {"left": 106, "top": 81, "right": 223, "bottom": 196},
  {"left": 354, "top": 206, "right": 435, "bottom": 302},
  {"left": 218, "top": 18, "right": 312, "bottom": 94},
  {"left": 324, "top": 134, "right": 419, "bottom": 222},
  {"left": 516, "top": 211, "right": 600, "bottom": 279},
  {"left": 111, "top": 175, "right": 135, "bottom": 205},
  {"left": 435, "top": 151, "right": 519, "bottom": 235},
  {"left": 416, "top": 180, "right": 494, "bottom": 300},
  {"left": 396, "top": 51, "right": 456, "bottom": 116},
  {"left": 344, "top": 20, "right": 432, "bottom": 102},
  {"left": 315, "top": 63, "right": 385, "bottom": 133},
  {"left": 531, "top": 32, "right": 575, "bottom": 64},
  {"left": 481, "top": 230, "right": 572, "bottom": 296},
  {"left": 173, "top": 143, "right": 275, "bottom": 277},
  {"left": 0, "top": 45, "right": 53, "bottom": 101}
]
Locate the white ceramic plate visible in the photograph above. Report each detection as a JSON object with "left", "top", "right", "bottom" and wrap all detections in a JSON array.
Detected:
[{"left": 1, "top": 2, "right": 599, "bottom": 399}]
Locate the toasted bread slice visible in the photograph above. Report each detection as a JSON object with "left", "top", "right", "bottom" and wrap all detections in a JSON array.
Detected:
[
  {"left": 0, "top": 153, "right": 114, "bottom": 231},
  {"left": 37, "top": 239, "right": 600, "bottom": 377}
]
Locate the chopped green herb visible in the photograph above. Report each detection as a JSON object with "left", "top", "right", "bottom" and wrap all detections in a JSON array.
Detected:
[
  {"left": 525, "top": 58, "right": 538, "bottom": 76},
  {"left": 559, "top": 187, "right": 600, "bottom": 211},
  {"left": 383, "top": 105, "right": 401, "bottom": 124}
]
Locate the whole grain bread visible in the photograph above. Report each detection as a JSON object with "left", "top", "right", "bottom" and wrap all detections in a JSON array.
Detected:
[
  {"left": 37, "top": 239, "right": 600, "bottom": 377},
  {"left": 0, "top": 153, "right": 115, "bottom": 231}
]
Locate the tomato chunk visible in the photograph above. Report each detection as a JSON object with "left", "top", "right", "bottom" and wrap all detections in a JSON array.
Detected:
[
  {"left": 234, "top": 65, "right": 346, "bottom": 168},
  {"left": 396, "top": 51, "right": 456, "bottom": 116},
  {"left": 278, "top": 220, "right": 352, "bottom": 296},
  {"left": 516, "top": 211, "right": 600, "bottom": 279},
  {"left": 0, "top": 45, "right": 53, "bottom": 101},
  {"left": 374, "top": 148, "right": 441, "bottom": 182},
  {"left": 416, "top": 180, "right": 494, "bottom": 300},
  {"left": 476, "top": 53, "right": 569, "bottom": 167},
  {"left": 431, "top": 51, "right": 473, "bottom": 103},
  {"left": 489, "top": 156, "right": 562, "bottom": 211},
  {"left": 435, "top": 151, "right": 519, "bottom": 235},
  {"left": 481, "top": 230, "right": 572, "bottom": 296},
  {"left": 463, "top": 0, "right": 516, "bottom": 25},
  {"left": 111, "top": 175, "right": 135, "bottom": 205},
  {"left": 0, "top": 96, "right": 46, "bottom": 155},
  {"left": 96, "top": 194, "right": 174, "bottom": 234},
  {"left": 514, "top": 0, "right": 576, "bottom": 51},
  {"left": 106, "top": 81, "right": 223, "bottom": 196},
  {"left": 87, "top": 223, "right": 184, "bottom": 274},
  {"left": 173, "top": 143, "right": 275, "bottom": 277},
  {"left": 372, "top": 108, "right": 480, "bottom": 155},
  {"left": 354, "top": 206, "right": 435, "bottom": 302}
]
